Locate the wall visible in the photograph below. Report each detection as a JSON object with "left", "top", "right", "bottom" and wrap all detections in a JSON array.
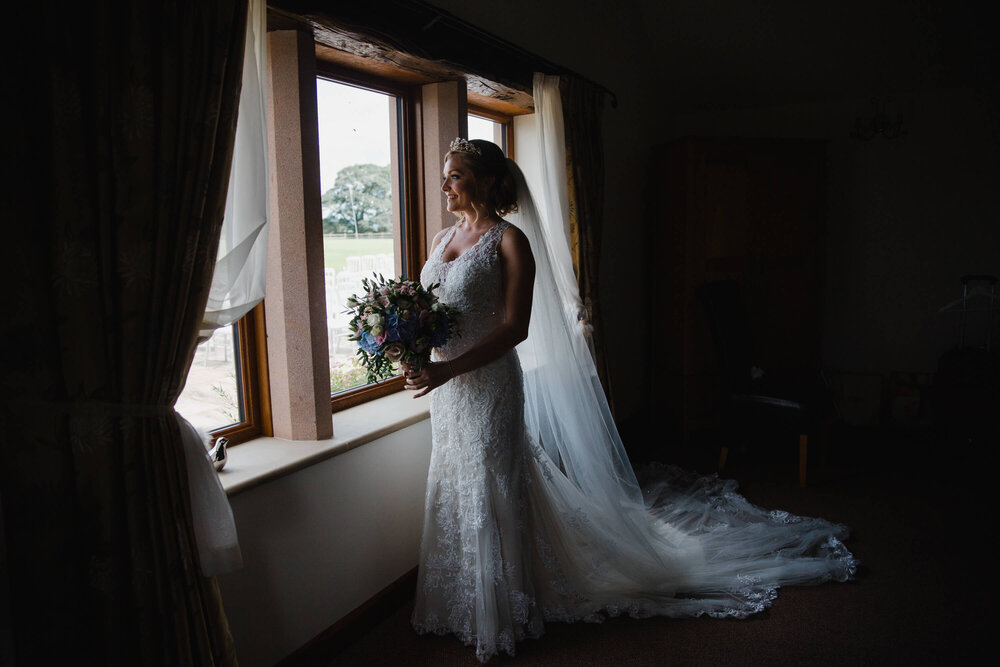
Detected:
[
  {"left": 424, "top": 0, "right": 998, "bottom": 428},
  {"left": 218, "top": 420, "right": 432, "bottom": 666},
  {"left": 664, "top": 87, "right": 1000, "bottom": 422}
]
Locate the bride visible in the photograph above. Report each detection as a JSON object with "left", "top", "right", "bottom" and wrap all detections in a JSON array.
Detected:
[{"left": 404, "top": 138, "right": 856, "bottom": 663}]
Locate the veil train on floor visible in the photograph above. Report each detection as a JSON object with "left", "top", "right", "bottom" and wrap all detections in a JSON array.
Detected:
[{"left": 507, "top": 158, "right": 856, "bottom": 619}]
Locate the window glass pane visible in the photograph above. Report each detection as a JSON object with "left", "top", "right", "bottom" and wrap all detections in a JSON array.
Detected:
[
  {"left": 177, "top": 323, "right": 243, "bottom": 432},
  {"left": 317, "top": 78, "right": 403, "bottom": 395},
  {"left": 468, "top": 114, "right": 506, "bottom": 154}
]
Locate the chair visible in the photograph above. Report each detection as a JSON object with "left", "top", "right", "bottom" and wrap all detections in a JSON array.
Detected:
[{"left": 696, "top": 280, "right": 832, "bottom": 487}]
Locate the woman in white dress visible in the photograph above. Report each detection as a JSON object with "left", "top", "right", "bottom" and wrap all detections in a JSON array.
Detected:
[{"left": 405, "top": 138, "right": 856, "bottom": 663}]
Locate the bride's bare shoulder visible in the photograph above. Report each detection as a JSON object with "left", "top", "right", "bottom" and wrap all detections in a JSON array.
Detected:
[
  {"left": 499, "top": 221, "right": 530, "bottom": 247},
  {"left": 498, "top": 222, "right": 534, "bottom": 264}
]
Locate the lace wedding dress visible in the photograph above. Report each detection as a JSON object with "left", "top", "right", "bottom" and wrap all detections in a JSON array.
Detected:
[{"left": 412, "top": 220, "right": 857, "bottom": 663}]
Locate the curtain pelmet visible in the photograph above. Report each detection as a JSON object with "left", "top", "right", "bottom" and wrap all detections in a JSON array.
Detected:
[{"left": 0, "top": 1, "right": 248, "bottom": 663}]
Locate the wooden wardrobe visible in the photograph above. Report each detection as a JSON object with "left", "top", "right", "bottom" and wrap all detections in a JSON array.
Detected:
[{"left": 649, "top": 138, "right": 829, "bottom": 448}]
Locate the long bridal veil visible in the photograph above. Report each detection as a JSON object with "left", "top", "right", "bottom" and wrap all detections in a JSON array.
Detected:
[
  {"left": 507, "top": 160, "right": 643, "bottom": 511},
  {"left": 505, "top": 155, "right": 856, "bottom": 619}
]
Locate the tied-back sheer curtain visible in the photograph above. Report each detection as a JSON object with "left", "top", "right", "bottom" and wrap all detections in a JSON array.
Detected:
[
  {"left": 511, "top": 73, "right": 645, "bottom": 518},
  {"left": 0, "top": 1, "right": 248, "bottom": 663}
]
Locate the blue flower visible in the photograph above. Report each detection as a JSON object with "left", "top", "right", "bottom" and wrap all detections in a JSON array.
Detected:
[
  {"left": 429, "top": 313, "right": 451, "bottom": 347},
  {"left": 386, "top": 309, "right": 419, "bottom": 343},
  {"left": 359, "top": 331, "right": 380, "bottom": 353}
]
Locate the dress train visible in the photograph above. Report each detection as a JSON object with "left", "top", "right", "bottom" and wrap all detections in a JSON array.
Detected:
[{"left": 411, "top": 220, "right": 855, "bottom": 662}]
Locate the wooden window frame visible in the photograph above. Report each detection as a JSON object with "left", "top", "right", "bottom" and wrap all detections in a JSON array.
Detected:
[
  {"left": 208, "top": 302, "right": 271, "bottom": 445},
  {"left": 313, "top": 61, "right": 427, "bottom": 414}
]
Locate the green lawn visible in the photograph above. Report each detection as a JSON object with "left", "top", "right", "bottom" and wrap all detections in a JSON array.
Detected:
[{"left": 323, "top": 237, "right": 394, "bottom": 272}]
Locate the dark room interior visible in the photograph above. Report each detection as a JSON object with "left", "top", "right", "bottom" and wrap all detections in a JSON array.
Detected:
[{"left": 3, "top": 0, "right": 997, "bottom": 665}]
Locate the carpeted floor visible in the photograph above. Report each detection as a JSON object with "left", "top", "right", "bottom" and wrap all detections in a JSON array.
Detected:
[{"left": 327, "top": 426, "right": 991, "bottom": 666}]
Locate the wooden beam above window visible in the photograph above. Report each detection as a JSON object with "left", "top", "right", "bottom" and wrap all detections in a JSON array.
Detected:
[{"left": 269, "top": 5, "right": 535, "bottom": 117}]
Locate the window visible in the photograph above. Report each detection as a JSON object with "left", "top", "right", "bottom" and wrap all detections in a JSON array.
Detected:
[
  {"left": 315, "top": 64, "right": 422, "bottom": 411},
  {"left": 318, "top": 79, "right": 402, "bottom": 396},
  {"left": 468, "top": 106, "right": 512, "bottom": 157},
  {"left": 178, "top": 324, "right": 242, "bottom": 432},
  {"left": 176, "top": 305, "right": 267, "bottom": 444},
  {"left": 224, "top": 26, "right": 534, "bottom": 439}
]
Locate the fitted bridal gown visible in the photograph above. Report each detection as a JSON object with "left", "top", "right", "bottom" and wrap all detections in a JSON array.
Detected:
[{"left": 412, "top": 220, "right": 856, "bottom": 662}]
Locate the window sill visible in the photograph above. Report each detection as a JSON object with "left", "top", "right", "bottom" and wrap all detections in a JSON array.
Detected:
[{"left": 219, "top": 390, "right": 431, "bottom": 496}]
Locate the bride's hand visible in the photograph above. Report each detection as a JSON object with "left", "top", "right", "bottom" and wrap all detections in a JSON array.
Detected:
[{"left": 404, "top": 361, "right": 453, "bottom": 398}]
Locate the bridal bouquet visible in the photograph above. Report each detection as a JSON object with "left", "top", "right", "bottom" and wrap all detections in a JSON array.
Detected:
[{"left": 345, "top": 274, "right": 459, "bottom": 384}]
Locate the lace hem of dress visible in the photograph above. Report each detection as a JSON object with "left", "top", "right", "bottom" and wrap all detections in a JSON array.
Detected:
[
  {"left": 413, "top": 618, "right": 542, "bottom": 663},
  {"left": 412, "top": 457, "right": 858, "bottom": 662},
  {"left": 412, "top": 578, "right": 788, "bottom": 664}
]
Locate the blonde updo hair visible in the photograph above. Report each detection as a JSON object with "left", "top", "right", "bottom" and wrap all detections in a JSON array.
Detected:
[{"left": 445, "top": 138, "right": 519, "bottom": 218}]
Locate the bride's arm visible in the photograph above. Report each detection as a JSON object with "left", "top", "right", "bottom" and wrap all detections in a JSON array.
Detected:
[{"left": 405, "top": 225, "right": 535, "bottom": 397}]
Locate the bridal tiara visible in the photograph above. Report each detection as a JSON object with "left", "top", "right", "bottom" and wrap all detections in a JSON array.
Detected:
[{"left": 449, "top": 137, "right": 482, "bottom": 156}]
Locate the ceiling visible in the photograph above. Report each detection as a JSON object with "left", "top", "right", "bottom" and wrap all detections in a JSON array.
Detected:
[{"left": 422, "top": 0, "right": 997, "bottom": 111}]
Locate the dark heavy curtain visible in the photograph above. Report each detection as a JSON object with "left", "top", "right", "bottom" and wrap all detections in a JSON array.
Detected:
[
  {"left": 561, "top": 77, "right": 613, "bottom": 409},
  {"left": 1, "top": 1, "right": 248, "bottom": 664}
]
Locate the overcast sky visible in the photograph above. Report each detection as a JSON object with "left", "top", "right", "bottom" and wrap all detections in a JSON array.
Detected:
[
  {"left": 316, "top": 79, "right": 496, "bottom": 194},
  {"left": 316, "top": 80, "right": 391, "bottom": 193}
]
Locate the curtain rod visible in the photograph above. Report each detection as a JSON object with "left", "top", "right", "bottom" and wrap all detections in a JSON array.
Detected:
[{"left": 410, "top": 1, "right": 618, "bottom": 108}]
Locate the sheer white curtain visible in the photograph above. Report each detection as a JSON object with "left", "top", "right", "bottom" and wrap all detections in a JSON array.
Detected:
[
  {"left": 510, "top": 73, "right": 645, "bottom": 517},
  {"left": 180, "top": 0, "right": 268, "bottom": 576},
  {"left": 529, "top": 73, "right": 595, "bottom": 353},
  {"left": 200, "top": 0, "right": 269, "bottom": 338}
]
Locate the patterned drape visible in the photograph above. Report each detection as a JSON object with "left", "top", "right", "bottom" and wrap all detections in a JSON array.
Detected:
[
  {"left": 560, "top": 77, "right": 613, "bottom": 410},
  {"left": 0, "top": 1, "right": 247, "bottom": 663}
]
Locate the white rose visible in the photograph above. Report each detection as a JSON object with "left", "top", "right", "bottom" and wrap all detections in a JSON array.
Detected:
[
  {"left": 366, "top": 313, "right": 383, "bottom": 328},
  {"left": 384, "top": 342, "right": 406, "bottom": 362}
]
